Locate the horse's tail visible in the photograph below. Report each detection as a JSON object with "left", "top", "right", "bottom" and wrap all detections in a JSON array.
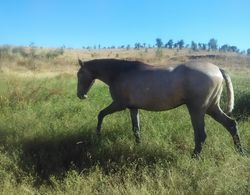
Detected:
[{"left": 220, "top": 68, "right": 234, "bottom": 114}]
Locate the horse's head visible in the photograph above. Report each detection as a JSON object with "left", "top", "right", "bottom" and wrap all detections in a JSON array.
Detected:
[{"left": 77, "top": 59, "right": 95, "bottom": 99}]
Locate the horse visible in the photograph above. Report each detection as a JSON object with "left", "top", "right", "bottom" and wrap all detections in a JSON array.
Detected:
[{"left": 77, "top": 58, "right": 243, "bottom": 156}]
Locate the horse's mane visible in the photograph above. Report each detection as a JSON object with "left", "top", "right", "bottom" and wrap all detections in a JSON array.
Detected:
[{"left": 84, "top": 59, "right": 149, "bottom": 74}]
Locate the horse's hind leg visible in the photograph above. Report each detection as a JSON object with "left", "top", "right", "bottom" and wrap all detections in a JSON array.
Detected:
[
  {"left": 96, "top": 101, "right": 125, "bottom": 135},
  {"left": 129, "top": 108, "right": 140, "bottom": 143},
  {"left": 187, "top": 106, "right": 207, "bottom": 157},
  {"left": 207, "top": 105, "right": 243, "bottom": 153}
]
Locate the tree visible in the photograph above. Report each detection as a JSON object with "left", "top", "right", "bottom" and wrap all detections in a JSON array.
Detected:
[
  {"left": 134, "top": 43, "right": 141, "bottom": 49},
  {"left": 247, "top": 49, "right": 250, "bottom": 55},
  {"left": 197, "top": 43, "right": 208, "bottom": 50},
  {"left": 166, "top": 39, "right": 173, "bottom": 49},
  {"left": 29, "top": 42, "right": 35, "bottom": 48},
  {"left": 220, "top": 44, "right": 239, "bottom": 53},
  {"left": 220, "top": 44, "right": 229, "bottom": 52},
  {"left": 208, "top": 38, "right": 218, "bottom": 50},
  {"left": 156, "top": 38, "right": 163, "bottom": 48},
  {"left": 202, "top": 43, "right": 207, "bottom": 50},
  {"left": 173, "top": 43, "right": 178, "bottom": 48},
  {"left": 191, "top": 41, "right": 198, "bottom": 51},
  {"left": 230, "top": 46, "right": 239, "bottom": 53},
  {"left": 177, "top": 40, "right": 185, "bottom": 49}
]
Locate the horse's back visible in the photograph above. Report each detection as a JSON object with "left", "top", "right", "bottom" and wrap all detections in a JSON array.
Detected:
[{"left": 183, "top": 61, "right": 222, "bottom": 77}]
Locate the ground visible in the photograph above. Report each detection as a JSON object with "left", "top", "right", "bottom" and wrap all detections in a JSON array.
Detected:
[{"left": 0, "top": 47, "right": 249, "bottom": 194}]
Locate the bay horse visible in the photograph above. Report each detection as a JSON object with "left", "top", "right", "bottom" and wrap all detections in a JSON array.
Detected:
[{"left": 77, "top": 59, "right": 243, "bottom": 156}]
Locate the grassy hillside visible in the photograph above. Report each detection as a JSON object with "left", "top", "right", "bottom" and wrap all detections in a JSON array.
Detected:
[
  {"left": 0, "top": 47, "right": 249, "bottom": 194},
  {"left": 1, "top": 46, "right": 250, "bottom": 73}
]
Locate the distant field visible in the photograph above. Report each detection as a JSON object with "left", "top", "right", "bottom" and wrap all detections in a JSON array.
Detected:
[
  {"left": 1, "top": 46, "right": 250, "bottom": 73},
  {"left": 0, "top": 48, "right": 249, "bottom": 194}
]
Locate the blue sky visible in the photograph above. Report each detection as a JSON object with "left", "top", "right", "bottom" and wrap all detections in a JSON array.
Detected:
[{"left": 0, "top": 0, "right": 249, "bottom": 50}]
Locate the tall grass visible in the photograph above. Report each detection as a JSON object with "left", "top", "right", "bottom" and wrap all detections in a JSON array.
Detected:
[{"left": 0, "top": 72, "right": 249, "bottom": 194}]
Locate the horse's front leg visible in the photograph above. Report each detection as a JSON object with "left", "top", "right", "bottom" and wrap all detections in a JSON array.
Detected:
[
  {"left": 96, "top": 101, "right": 125, "bottom": 136},
  {"left": 129, "top": 108, "right": 141, "bottom": 143}
]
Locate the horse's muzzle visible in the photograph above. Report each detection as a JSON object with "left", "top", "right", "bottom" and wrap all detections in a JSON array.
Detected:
[{"left": 77, "top": 94, "right": 88, "bottom": 99}]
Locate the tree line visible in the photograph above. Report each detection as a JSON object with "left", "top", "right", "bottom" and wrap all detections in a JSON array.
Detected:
[
  {"left": 1, "top": 39, "right": 249, "bottom": 56},
  {"left": 82, "top": 38, "right": 250, "bottom": 55}
]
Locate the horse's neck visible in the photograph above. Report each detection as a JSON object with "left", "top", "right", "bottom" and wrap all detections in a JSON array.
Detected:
[
  {"left": 91, "top": 65, "right": 114, "bottom": 86},
  {"left": 96, "top": 74, "right": 112, "bottom": 86}
]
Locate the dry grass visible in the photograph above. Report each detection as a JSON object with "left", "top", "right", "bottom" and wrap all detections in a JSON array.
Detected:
[{"left": 1, "top": 46, "right": 250, "bottom": 76}]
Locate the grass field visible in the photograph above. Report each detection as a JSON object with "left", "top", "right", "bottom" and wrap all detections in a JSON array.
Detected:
[{"left": 0, "top": 48, "right": 249, "bottom": 194}]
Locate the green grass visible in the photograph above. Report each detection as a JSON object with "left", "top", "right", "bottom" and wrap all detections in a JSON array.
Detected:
[{"left": 0, "top": 72, "right": 249, "bottom": 194}]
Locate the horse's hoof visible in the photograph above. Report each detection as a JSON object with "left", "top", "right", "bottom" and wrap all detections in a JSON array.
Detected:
[
  {"left": 237, "top": 147, "right": 246, "bottom": 156},
  {"left": 135, "top": 138, "right": 141, "bottom": 144},
  {"left": 191, "top": 150, "right": 201, "bottom": 159},
  {"left": 191, "top": 153, "right": 200, "bottom": 159},
  {"left": 96, "top": 130, "right": 101, "bottom": 137}
]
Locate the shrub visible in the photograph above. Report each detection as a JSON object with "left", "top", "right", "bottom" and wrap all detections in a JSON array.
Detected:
[
  {"left": 0, "top": 45, "right": 12, "bottom": 58},
  {"left": 12, "top": 47, "right": 28, "bottom": 57},
  {"left": 45, "top": 48, "right": 64, "bottom": 59}
]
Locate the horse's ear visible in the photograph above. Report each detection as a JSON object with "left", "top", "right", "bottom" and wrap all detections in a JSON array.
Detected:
[{"left": 78, "top": 59, "right": 84, "bottom": 67}]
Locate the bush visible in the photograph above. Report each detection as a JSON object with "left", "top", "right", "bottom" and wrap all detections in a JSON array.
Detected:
[
  {"left": 0, "top": 46, "right": 64, "bottom": 60},
  {"left": 45, "top": 48, "right": 64, "bottom": 59},
  {"left": 12, "top": 47, "right": 28, "bottom": 57},
  {"left": 0, "top": 45, "right": 12, "bottom": 58}
]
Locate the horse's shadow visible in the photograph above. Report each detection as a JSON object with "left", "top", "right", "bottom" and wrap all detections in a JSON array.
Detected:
[{"left": 19, "top": 128, "right": 176, "bottom": 184}]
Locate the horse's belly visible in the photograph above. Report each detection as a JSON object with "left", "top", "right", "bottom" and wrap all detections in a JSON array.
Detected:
[
  {"left": 128, "top": 89, "right": 184, "bottom": 111},
  {"left": 138, "top": 102, "right": 183, "bottom": 111},
  {"left": 116, "top": 71, "right": 185, "bottom": 110}
]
